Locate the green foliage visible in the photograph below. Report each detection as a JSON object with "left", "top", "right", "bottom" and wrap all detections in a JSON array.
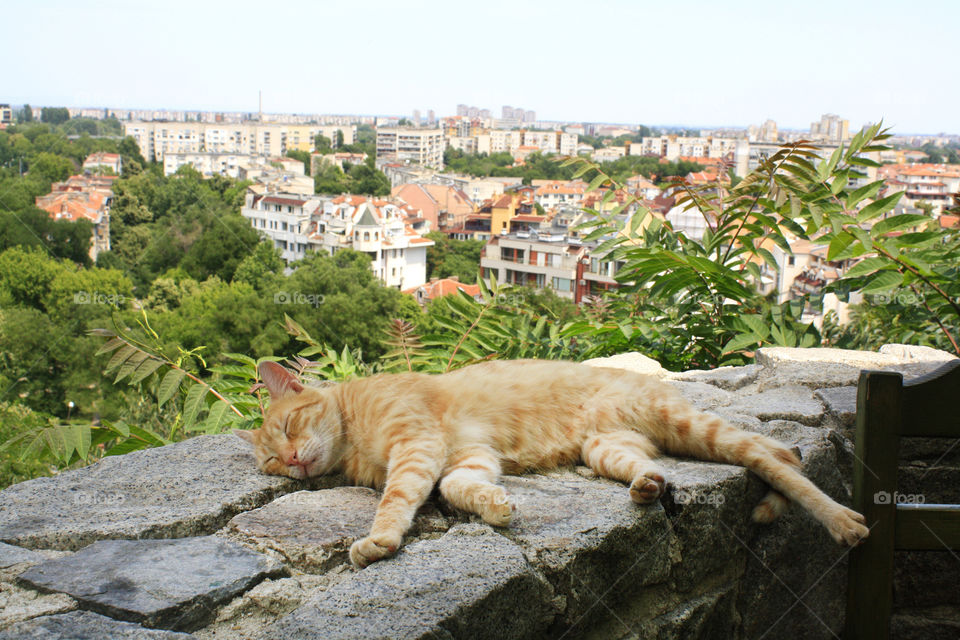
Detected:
[
  {"left": 314, "top": 158, "right": 389, "bottom": 196},
  {"left": 559, "top": 124, "right": 927, "bottom": 369},
  {"left": 40, "top": 107, "right": 70, "bottom": 125},
  {"left": 0, "top": 208, "right": 93, "bottom": 266},
  {"left": 424, "top": 232, "right": 484, "bottom": 283}
]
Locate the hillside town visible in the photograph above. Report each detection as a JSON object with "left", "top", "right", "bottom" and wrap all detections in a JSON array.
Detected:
[{"left": 4, "top": 101, "right": 959, "bottom": 330}]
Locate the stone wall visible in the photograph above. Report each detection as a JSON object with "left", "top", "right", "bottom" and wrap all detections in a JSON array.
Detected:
[{"left": 0, "top": 345, "right": 957, "bottom": 639}]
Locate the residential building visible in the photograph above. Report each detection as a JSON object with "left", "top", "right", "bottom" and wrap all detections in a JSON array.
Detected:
[
  {"left": 123, "top": 121, "right": 356, "bottom": 162},
  {"left": 533, "top": 180, "right": 586, "bottom": 211},
  {"left": 163, "top": 152, "right": 260, "bottom": 177},
  {"left": 810, "top": 114, "right": 851, "bottom": 144},
  {"left": 879, "top": 163, "right": 960, "bottom": 215},
  {"left": 241, "top": 192, "right": 433, "bottom": 289},
  {"left": 82, "top": 152, "right": 122, "bottom": 175},
  {"left": 35, "top": 175, "right": 115, "bottom": 260},
  {"left": 392, "top": 183, "right": 474, "bottom": 230},
  {"left": 311, "top": 152, "right": 368, "bottom": 175},
  {"left": 376, "top": 127, "right": 445, "bottom": 169},
  {"left": 0, "top": 104, "right": 13, "bottom": 127},
  {"left": 403, "top": 277, "right": 482, "bottom": 307}
]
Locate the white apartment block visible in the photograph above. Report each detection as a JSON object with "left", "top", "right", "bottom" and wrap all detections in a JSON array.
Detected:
[
  {"left": 631, "top": 135, "right": 743, "bottom": 161},
  {"left": 163, "top": 152, "right": 261, "bottom": 178},
  {"left": 241, "top": 192, "right": 434, "bottom": 289},
  {"left": 376, "top": 128, "right": 445, "bottom": 169},
  {"left": 124, "top": 121, "right": 356, "bottom": 162},
  {"left": 474, "top": 130, "right": 577, "bottom": 156}
]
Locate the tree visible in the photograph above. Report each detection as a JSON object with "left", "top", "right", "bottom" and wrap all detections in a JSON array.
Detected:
[
  {"left": 29, "top": 152, "right": 75, "bottom": 182},
  {"left": 17, "top": 104, "right": 33, "bottom": 123},
  {"left": 314, "top": 134, "right": 333, "bottom": 154},
  {"left": 0, "top": 208, "right": 93, "bottom": 266},
  {"left": 285, "top": 149, "right": 311, "bottom": 172},
  {"left": 335, "top": 130, "right": 344, "bottom": 148},
  {"left": 40, "top": 107, "right": 70, "bottom": 125},
  {"left": 424, "top": 232, "right": 484, "bottom": 283},
  {"left": 233, "top": 241, "right": 286, "bottom": 291}
]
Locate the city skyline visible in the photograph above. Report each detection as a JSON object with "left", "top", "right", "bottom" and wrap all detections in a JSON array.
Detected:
[{"left": 7, "top": 0, "right": 959, "bottom": 135}]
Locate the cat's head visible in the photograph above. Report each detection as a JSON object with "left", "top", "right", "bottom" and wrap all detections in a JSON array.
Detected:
[{"left": 234, "top": 361, "right": 343, "bottom": 479}]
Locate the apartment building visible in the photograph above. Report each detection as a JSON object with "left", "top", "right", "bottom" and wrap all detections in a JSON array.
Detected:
[
  {"left": 35, "top": 175, "right": 115, "bottom": 260},
  {"left": 375, "top": 127, "right": 445, "bottom": 169},
  {"left": 879, "top": 163, "right": 960, "bottom": 214},
  {"left": 241, "top": 191, "right": 433, "bottom": 289},
  {"left": 1, "top": 104, "right": 14, "bottom": 127},
  {"left": 82, "top": 152, "right": 122, "bottom": 175},
  {"left": 533, "top": 180, "right": 586, "bottom": 210},
  {"left": 392, "top": 183, "right": 474, "bottom": 230},
  {"left": 480, "top": 229, "right": 622, "bottom": 302},
  {"left": 810, "top": 114, "right": 851, "bottom": 144},
  {"left": 475, "top": 130, "right": 577, "bottom": 156},
  {"left": 123, "top": 121, "right": 356, "bottom": 162}
]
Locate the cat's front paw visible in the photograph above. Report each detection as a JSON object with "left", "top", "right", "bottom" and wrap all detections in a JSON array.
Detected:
[{"left": 350, "top": 533, "right": 402, "bottom": 568}]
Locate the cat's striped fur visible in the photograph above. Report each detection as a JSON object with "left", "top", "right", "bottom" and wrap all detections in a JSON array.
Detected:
[{"left": 235, "top": 359, "right": 868, "bottom": 568}]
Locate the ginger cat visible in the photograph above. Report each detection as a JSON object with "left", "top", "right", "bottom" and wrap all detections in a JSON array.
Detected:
[{"left": 235, "top": 360, "right": 869, "bottom": 568}]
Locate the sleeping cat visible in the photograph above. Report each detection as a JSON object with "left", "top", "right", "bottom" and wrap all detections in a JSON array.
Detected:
[{"left": 234, "top": 359, "right": 869, "bottom": 568}]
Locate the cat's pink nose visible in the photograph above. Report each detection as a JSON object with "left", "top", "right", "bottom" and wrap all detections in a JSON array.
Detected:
[{"left": 286, "top": 450, "right": 316, "bottom": 468}]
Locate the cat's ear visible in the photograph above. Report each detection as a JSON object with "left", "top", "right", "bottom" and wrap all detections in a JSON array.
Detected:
[
  {"left": 258, "top": 361, "right": 304, "bottom": 398},
  {"left": 233, "top": 428, "right": 259, "bottom": 446}
]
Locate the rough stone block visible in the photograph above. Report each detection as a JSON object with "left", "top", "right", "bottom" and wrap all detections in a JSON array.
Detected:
[
  {"left": 815, "top": 386, "right": 857, "bottom": 429},
  {"left": 0, "top": 434, "right": 339, "bottom": 550},
  {"left": 0, "top": 610, "right": 193, "bottom": 639},
  {"left": 227, "top": 487, "right": 450, "bottom": 572},
  {"left": 668, "top": 364, "right": 762, "bottom": 391},
  {"left": 261, "top": 524, "right": 553, "bottom": 640},
  {"left": 584, "top": 352, "right": 668, "bottom": 377},
  {"left": 0, "top": 542, "right": 45, "bottom": 570},
  {"left": 0, "top": 581, "right": 76, "bottom": 628},
  {"left": 667, "top": 380, "right": 736, "bottom": 411},
  {"left": 18, "top": 536, "right": 284, "bottom": 631},
  {"left": 734, "top": 385, "right": 825, "bottom": 426}
]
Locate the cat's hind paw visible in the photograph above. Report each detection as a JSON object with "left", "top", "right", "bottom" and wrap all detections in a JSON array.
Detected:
[
  {"left": 479, "top": 493, "right": 515, "bottom": 528},
  {"left": 826, "top": 506, "right": 869, "bottom": 546},
  {"left": 350, "top": 533, "right": 402, "bottom": 568},
  {"left": 630, "top": 471, "right": 666, "bottom": 504}
]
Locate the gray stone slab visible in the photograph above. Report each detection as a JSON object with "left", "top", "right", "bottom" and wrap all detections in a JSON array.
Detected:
[
  {"left": 756, "top": 361, "right": 862, "bottom": 391},
  {"left": 18, "top": 536, "right": 284, "bottom": 632},
  {"left": 584, "top": 352, "right": 668, "bottom": 377},
  {"left": 498, "top": 470, "right": 672, "bottom": 628},
  {"left": 0, "top": 581, "right": 76, "bottom": 628},
  {"left": 668, "top": 364, "right": 762, "bottom": 391},
  {"left": 815, "top": 386, "right": 858, "bottom": 429},
  {"left": 259, "top": 524, "right": 553, "bottom": 640},
  {"left": 667, "top": 380, "right": 736, "bottom": 411},
  {"left": 226, "top": 487, "right": 450, "bottom": 572},
  {"left": 0, "top": 610, "right": 193, "bottom": 639},
  {"left": 734, "top": 385, "right": 825, "bottom": 426},
  {"left": 0, "top": 434, "right": 339, "bottom": 550},
  {"left": 0, "top": 541, "right": 45, "bottom": 569}
]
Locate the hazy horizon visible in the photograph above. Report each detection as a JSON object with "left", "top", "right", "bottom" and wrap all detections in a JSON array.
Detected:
[{"left": 7, "top": 0, "right": 958, "bottom": 136}]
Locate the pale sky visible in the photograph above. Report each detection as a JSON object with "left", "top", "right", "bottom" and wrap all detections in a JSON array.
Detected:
[{"left": 6, "top": 0, "right": 957, "bottom": 134}]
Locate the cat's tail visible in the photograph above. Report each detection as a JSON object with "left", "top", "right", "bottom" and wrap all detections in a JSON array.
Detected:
[{"left": 651, "top": 397, "right": 867, "bottom": 545}]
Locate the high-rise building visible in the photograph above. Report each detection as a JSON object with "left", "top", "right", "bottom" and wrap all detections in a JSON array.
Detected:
[
  {"left": 810, "top": 114, "right": 851, "bottom": 143},
  {"left": 412, "top": 110, "right": 421, "bottom": 127},
  {"left": 376, "top": 127, "right": 445, "bottom": 168}
]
